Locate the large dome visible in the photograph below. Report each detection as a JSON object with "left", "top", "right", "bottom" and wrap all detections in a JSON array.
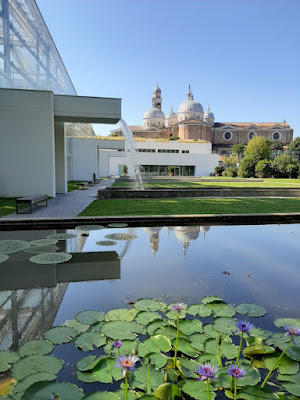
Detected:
[
  {"left": 178, "top": 99, "right": 203, "bottom": 114},
  {"left": 143, "top": 108, "right": 165, "bottom": 119}
]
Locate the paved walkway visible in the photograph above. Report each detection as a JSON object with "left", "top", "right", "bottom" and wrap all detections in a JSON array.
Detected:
[{"left": 2, "top": 178, "right": 115, "bottom": 219}]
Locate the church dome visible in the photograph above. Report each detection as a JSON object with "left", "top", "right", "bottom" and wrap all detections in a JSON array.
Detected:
[
  {"left": 203, "top": 106, "right": 215, "bottom": 126},
  {"left": 166, "top": 108, "right": 177, "bottom": 120},
  {"left": 178, "top": 99, "right": 203, "bottom": 114},
  {"left": 153, "top": 84, "right": 161, "bottom": 93},
  {"left": 143, "top": 108, "right": 165, "bottom": 120}
]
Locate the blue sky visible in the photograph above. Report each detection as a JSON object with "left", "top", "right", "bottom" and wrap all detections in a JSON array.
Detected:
[{"left": 37, "top": 0, "right": 300, "bottom": 137}]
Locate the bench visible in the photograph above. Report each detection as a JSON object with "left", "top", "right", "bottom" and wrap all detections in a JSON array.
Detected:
[{"left": 16, "top": 194, "right": 48, "bottom": 214}]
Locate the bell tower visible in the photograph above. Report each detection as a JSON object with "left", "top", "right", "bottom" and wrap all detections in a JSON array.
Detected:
[{"left": 152, "top": 83, "right": 162, "bottom": 110}]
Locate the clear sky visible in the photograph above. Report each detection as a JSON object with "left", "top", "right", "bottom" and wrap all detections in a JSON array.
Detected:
[{"left": 36, "top": 0, "right": 300, "bottom": 137}]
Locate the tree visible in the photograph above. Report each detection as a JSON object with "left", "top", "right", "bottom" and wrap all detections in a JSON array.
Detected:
[
  {"left": 223, "top": 154, "right": 238, "bottom": 168},
  {"left": 288, "top": 137, "right": 300, "bottom": 152},
  {"left": 244, "top": 136, "right": 271, "bottom": 163},
  {"left": 269, "top": 140, "right": 284, "bottom": 152},
  {"left": 232, "top": 144, "right": 245, "bottom": 159},
  {"left": 255, "top": 160, "right": 273, "bottom": 178},
  {"left": 272, "top": 154, "right": 298, "bottom": 178},
  {"left": 238, "top": 157, "right": 256, "bottom": 178},
  {"left": 222, "top": 167, "right": 238, "bottom": 177}
]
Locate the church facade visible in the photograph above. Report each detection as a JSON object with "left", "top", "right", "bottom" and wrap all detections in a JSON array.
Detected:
[{"left": 111, "top": 85, "right": 293, "bottom": 156}]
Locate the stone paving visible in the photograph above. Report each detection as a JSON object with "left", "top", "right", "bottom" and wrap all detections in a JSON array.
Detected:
[{"left": 2, "top": 178, "right": 115, "bottom": 219}]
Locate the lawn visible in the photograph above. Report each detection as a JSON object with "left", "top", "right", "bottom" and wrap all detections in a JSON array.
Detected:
[
  {"left": 112, "top": 178, "right": 300, "bottom": 189},
  {"left": 79, "top": 197, "right": 300, "bottom": 216},
  {"left": 0, "top": 198, "right": 19, "bottom": 217},
  {"left": 67, "top": 181, "right": 82, "bottom": 192}
]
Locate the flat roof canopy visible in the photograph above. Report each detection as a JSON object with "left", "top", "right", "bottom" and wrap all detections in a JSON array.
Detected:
[{"left": 54, "top": 94, "right": 121, "bottom": 124}]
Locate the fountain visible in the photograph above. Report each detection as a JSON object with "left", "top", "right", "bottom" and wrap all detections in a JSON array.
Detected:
[{"left": 119, "top": 118, "right": 144, "bottom": 190}]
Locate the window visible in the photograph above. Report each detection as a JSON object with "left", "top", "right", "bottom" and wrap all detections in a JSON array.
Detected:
[
  {"left": 147, "top": 121, "right": 150, "bottom": 127},
  {"left": 272, "top": 132, "right": 281, "bottom": 140},
  {"left": 223, "top": 131, "right": 232, "bottom": 140},
  {"left": 248, "top": 131, "right": 256, "bottom": 140}
]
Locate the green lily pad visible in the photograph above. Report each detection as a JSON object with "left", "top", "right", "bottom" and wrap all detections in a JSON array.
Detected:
[
  {"left": 22, "top": 381, "right": 84, "bottom": 400},
  {"left": 278, "top": 371, "right": 300, "bottom": 384},
  {"left": 182, "top": 379, "right": 216, "bottom": 400},
  {"left": 281, "top": 382, "right": 300, "bottom": 396},
  {"left": 155, "top": 325, "right": 186, "bottom": 341},
  {"left": 44, "top": 326, "right": 78, "bottom": 344},
  {"left": 105, "top": 308, "right": 138, "bottom": 322},
  {"left": 19, "top": 340, "right": 54, "bottom": 357},
  {"left": 131, "top": 364, "right": 164, "bottom": 391},
  {"left": 203, "top": 324, "right": 219, "bottom": 338},
  {"left": 172, "top": 338, "right": 198, "bottom": 357},
  {"left": 12, "top": 355, "right": 63, "bottom": 380},
  {"left": 107, "top": 223, "right": 128, "bottom": 228},
  {"left": 198, "top": 353, "right": 220, "bottom": 367},
  {"left": 105, "top": 233, "right": 137, "bottom": 241},
  {"left": 134, "top": 298, "right": 165, "bottom": 312},
  {"left": 204, "top": 338, "right": 237, "bottom": 360},
  {"left": 276, "top": 341, "right": 300, "bottom": 361},
  {"left": 179, "top": 319, "right": 203, "bottom": 335},
  {"left": 30, "top": 239, "right": 59, "bottom": 246},
  {"left": 151, "top": 334, "right": 172, "bottom": 352},
  {"left": 83, "top": 392, "right": 121, "bottom": 400},
  {"left": 202, "top": 296, "right": 223, "bottom": 304},
  {"left": 274, "top": 318, "right": 300, "bottom": 329},
  {"left": 63, "top": 318, "right": 89, "bottom": 333},
  {"left": 91, "top": 357, "right": 123, "bottom": 383},
  {"left": 235, "top": 386, "right": 278, "bottom": 399},
  {"left": 248, "top": 328, "right": 271, "bottom": 340},
  {"left": 96, "top": 241, "right": 117, "bottom": 246},
  {"left": 74, "top": 332, "right": 106, "bottom": 351},
  {"left": 187, "top": 304, "right": 212, "bottom": 318},
  {"left": 12, "top": 372, "right": 56, "bottom": 399},
  {"left": 154, "top": 383, "right": 181, "bottom": 400},
  {"left": 206, "top": 301, "right": 236, "bottom": 317},
  {"left": 179, "top": 358, "right": 200, "bottom": 378},
  {"left": 243, "top": 345, "right": 275, "bottom": 357},
  {"left": 76, "top": 310, "right": 105, "bottom": 325},
  {"left": 75, "top": 225, "right": 104, "bottom": 231},
  {"left": 235, "top": 303, "right": 266, "bottom": 318},
  {"left": 190, "top": 334, "right": 209, "bottom": 352},
  {"left": 29, "top": 252, "right": 72, "bottom": 264},
  {"left": 150, "top": 353, "right": 167, "bottom": 368},
  {"left": 0, "top": 254, "right": 9, "bottom": 263},
  {"left": 0, "top": 351, "right": 19, "bottom": 372},
  {"left": 0, "top": 240, "right": 30, "bottom": 254},
  {"left": 213, "top": 317, "right": 237, "bottom": 335},
  {"left": 147, "top": 320, "right": 167, "bottom": 335},
  {"left": 47, "top": 233, "right": 77, "bottom": 240},
  {"left": 77, "top": 355, "right": 100, "bottom": 372},
  {"left": 135, "top": 311, "right": 162, "bottom": 325},
  {"left": 101, "top": 321, "right": 145, "bottom": 340},
  {"left": 115, "top": 390, "right": 140, "bottom": 400},
  {"left": 263, "top": 353, "right": 299, "bottom": 375},
  {"left": 103, "top": 339, "right": 139, "bottom": 356}
]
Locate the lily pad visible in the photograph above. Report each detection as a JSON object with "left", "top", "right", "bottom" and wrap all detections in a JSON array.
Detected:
[
  {"left": 213, "top": 317, "right": 237, "bottom": 335},
  {"left": 47, "top": 233, "right": 77, "bottom": 240},
  {"left": 25, "top": 245, "right": 59, "bottom": 254},
  {"left": 182, "top": 379, "right": 216, "bottom": 400},
  {"left": 154, "top": 383, "right": 181, "bottom": 400},
  {"left": 187, "top": 304, "right": 212, "bottom": 318},
  {"left": 0, "top": 351, "right": 19, "bottom": 372},
  {"left": 96, "top": 241, "right": 117, "bottom": 246},
  {"left": 147, "top": 320, "right": 167, "bottom": 335},
  {"left": 203, "top": 338, "right": 238, "bottom": 360},
  {"left": 274, "top": 318, "right": 300, "bottom": 329},
  {"left": 150, "top": 353, "right": 167, "bottom": 369},
  {"left": 104, "top": 339, "right": 140, "bottom": 357},
  {"left": 74, "top": 332, "right": 106, "bottom": 351},
  {"left": 134, "top": 298, "right": 165, "bottom": 312},
  {"left": 29, "top": 252, "right": 72, "bottom": 264},
  {"left": 179, "top": 319, "right": 203, "bottom": 335},
  {"left": 83, "top": 392, "right": 121, "bottom": 400},
  {"left": 131, "top": 364, "right": 164, "bottom": 391},
  {"left": 77, "top": 356, "right": 100, "bottom": 372},
  {"left": 135, "top": 311, "right": 162, "bottom": 325},
  {"left": 172, "top": 338, "right": 198, "bottom": 357},
  {"left": 22, "top": 381, "right": 84, "bottom": 400},
  {"left": 19, "top": 340, "right": 54, "bottom": 357},
  {"left": 30, "top": 239, "right": 58, "bottom": 246},
  {"left": 0, "top": 240, "right": 30, "bottom": 254},
  {"left": 190, "top": 334, "right": 209, "bottom": 352},
  {"left": 76, "top": 310, "right": 105, "bottom": 325},
  {"left": 105, "top": 233, "right": 137, "bottom": 241},
  {"left": 44, "top": 326, "right": 78, "bottom": 344},
  {"left": 12, "top": 355, "right": 63, "bottom": 380},
  {"left": 202, "top": 296, "right": 223, "bottom": 304},
  {"left": 63, "top": 319, "right": 89, "bottom": 333},
  {"left": 243, "top": 345, "right": 275, "bottom": 357},
  {"left": 236, "top": 303, "right": 266, "bottom": 318},
  {"left": 0, "top": 254, "right": 9, "bottom": 263},
  {"left": 107, "top": 223, "right": 128, "bottom": 228},
  {"left": 75, "top": 225, "right": 104, "bottom": 231},
  {"left": 12, "top": 372, "right": 56, "bottom": 399},
  {"left": 263, "top": 353, "right": 299, "bottom": 375},
  {"left": 105, "top": 308, "right": 138, "bottom": 322},
  {"left": 206, "top": 301, "right": 236, "bottom": 317},
  {"left": 101, "top": 321, "right": 145, "bottom": 340}
]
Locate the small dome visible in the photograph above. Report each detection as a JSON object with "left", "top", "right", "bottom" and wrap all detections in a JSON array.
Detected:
[
  {"left": 166, "top": 106, "right": 177, "bottom": 119},
  {"left": 153, "top": 84, "right": 161, "bottom": 93},
  {"left": 178, "top": 99, "right": 203, "bottom": 114},
  {"left": 143, "top": 107, "right": 165, "bottom": 119},
  {"left": 204, "top": 105, "right": 214, "bottom": 119}
]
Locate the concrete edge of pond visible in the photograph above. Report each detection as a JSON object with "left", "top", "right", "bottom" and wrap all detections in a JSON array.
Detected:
[{"left": 1, "top": 213, "right": 300, "bottom": 230}]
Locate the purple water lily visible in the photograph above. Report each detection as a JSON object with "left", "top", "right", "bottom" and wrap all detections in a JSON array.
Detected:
[
  {"left": 197, "top": 363, "right": 218, "bottom": 383},
  {"left": 172, "top": 303, "right": 184, "bottom": 314},
  {"left": 235, "top": 321, "right": 254, "bottom": 337},
  {"left": 115, "top": 355, "right": 139, "bottom": 377},
  {"left": 283, "top": 326, "right": 300, "bottom": 344},
  {"left": 112, "top": 340, "right": 123, "bottom": 348},
  {"left": 227, "top": 365, "right": 246, "bottom": 379}
]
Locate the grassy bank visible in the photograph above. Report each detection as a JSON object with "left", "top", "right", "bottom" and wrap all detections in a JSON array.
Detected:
[
  {"left": 0, "top": 198, "right": 18, "bottom": 217},
  {"left": 79, "top": 197, "right": 300, "bottom": 216},
  {"left": 112, "top": 178, "right": 300, "bottom": 189}
]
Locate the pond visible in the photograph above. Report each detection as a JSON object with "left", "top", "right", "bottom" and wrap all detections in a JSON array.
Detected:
[{"left": 0, "top": 223, "right": 299, "bottom": 397}]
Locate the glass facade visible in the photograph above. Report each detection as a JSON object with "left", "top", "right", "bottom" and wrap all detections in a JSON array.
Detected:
[
  {"left": 0, "top": 0, "right": 76, "bottom": 94},
  {"left": 118, "top": 164, "right": 195, "bottom": 176}
]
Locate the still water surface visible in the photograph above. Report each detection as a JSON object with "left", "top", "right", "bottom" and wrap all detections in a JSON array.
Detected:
[{"left": 0, "top": 223, "right": 299, "bottom": 393}]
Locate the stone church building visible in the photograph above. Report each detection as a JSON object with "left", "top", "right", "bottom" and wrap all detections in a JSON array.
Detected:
[{"left": 111, "top": 85, "right": 293, "bottom": 156}]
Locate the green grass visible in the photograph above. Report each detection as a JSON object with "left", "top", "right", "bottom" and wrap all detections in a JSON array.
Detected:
[
  {"left": 0, "top": 198, "right": 19, "bottom": 217},
  {"left": 79, "top": 197, "right": 300, "bottom": 216},
  {"left": 67, "top": 181, "right": 82, "bottom": 192},
  {"left": 112, "top": 178, "right": 300, "bottom": 189}
]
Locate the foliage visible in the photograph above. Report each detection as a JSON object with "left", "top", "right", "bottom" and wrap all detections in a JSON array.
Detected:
[
  {"left": 231, "top": 144, "right": 245, "bottom": 157},
  {"left": 255, "top": 160, "right": 273, "bottom": 178},
  {"left": 272, "top": 155, "right": 299, "bottom": 178},
  {"left": 169, "top": 137, "right": 179, "bottom": 141},
  {"left": 122, "top": 165, "right": 128, "bottom": 174},
  {"left": 222, "top": 167, "right": 238, "bottom": 178},
  {"left": 214, "top": 166, "right": 224, "bottom": 176},
  {"left": 244, "top": 137, "right": 271, "bottom": 163},
  {"left": 167, "top": 166, "right": 175, "bottom": 174},
  {"left": 223, "top": 155, "right": 238, "bottom": 168},
  {"left": 269, "top": 140, "right": 284, "bottom": 152},
  {"left": 2, "top": 298, "right": 300, "bottom": 400},
  {"left": 288, "top": 137, "right": 300, "bottom": 152},
  {"left": 238, "top": 157, "right": 256, "bottom": 178}
]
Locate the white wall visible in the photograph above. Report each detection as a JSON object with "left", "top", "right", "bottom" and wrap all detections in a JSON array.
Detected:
[{"left": 0, "top": 89, "right": 56, "bottom": 197}]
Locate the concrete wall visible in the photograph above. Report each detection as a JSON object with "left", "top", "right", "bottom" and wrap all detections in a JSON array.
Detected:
[{"left": 0, "top": 89, "right": 56, "bottom": 197}]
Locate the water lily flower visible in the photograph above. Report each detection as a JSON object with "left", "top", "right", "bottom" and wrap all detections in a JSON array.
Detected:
[
  {"left": 115, "top": 355, "right": 139, "bottom": 377},
  {"left": 227, "top": 365, "right": 246, "bottom": 379},
  {"left": 197, "top": 363, "right": 218, "bottom": 382},
  {"left": 235, "top": 321, "right": 254, "bottom": 337},
  {"left": 283, "top": 326, "right": 300, "bottom": 344},
  {"left": 172, "top": 303, "right": 184, "bottom": 314},
  {"left": 112, "top": 340, "right": 123, "bottom": 348}
]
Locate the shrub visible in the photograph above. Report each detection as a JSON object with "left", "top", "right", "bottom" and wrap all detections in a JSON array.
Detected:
[
  {"left": 214, "top": 166, "right": 224, "bottom": 176},
  {"left": 222, "top": 167, "right": 238, "bottom": 177},
  {"left": 255, "top": 160, "right": 273, "bottom": 178},
  {"left": 238, "top": 157, "right": 256, "bottom": 178},
  {"left": 244, "top": 136, "right": 271, "bottom": 163},
  {"left": 169, "top": 136, "right": 179, "bottom": 141},
  {"left": 232, "top": 143, "right": 245, "bottom": 158},
  {"left": 272, "top": 154, "right": 298, "bottom": 178}
]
